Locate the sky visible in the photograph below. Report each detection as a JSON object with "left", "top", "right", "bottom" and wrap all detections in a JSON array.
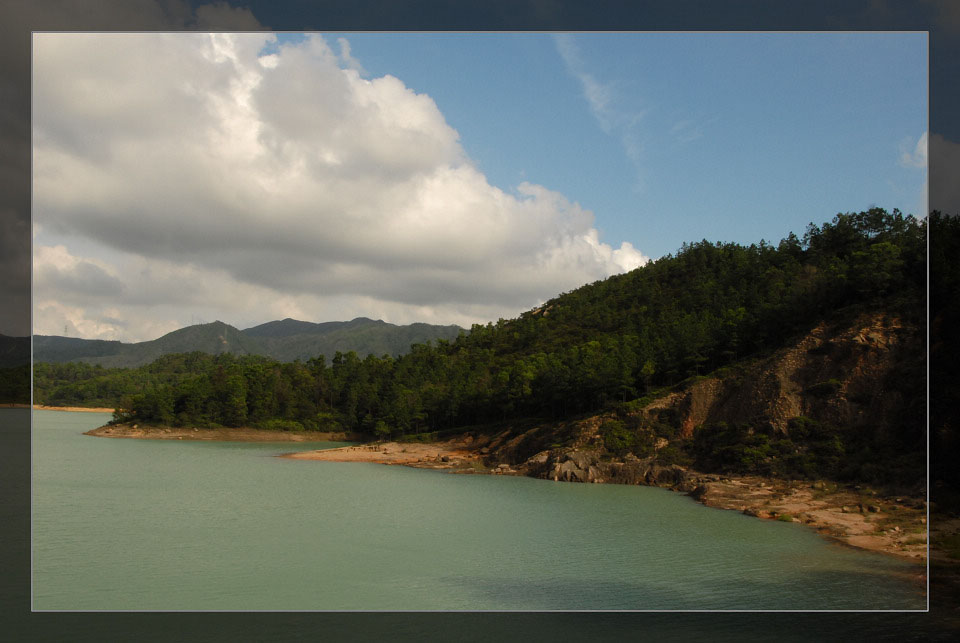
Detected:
[{"left": 32, "top": 31, "right": 927, "bottom": 342}]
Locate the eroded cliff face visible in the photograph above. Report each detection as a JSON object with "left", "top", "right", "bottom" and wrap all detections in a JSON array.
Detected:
[
  {"left": 639, "top": 312, "right": 921, "bottom": 438},
  {"left": 477, "top": 311, "right": 923, "bottom": 484}
]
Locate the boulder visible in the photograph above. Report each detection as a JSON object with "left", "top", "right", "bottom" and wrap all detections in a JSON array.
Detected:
[{"left": 525, "top": 451, "right": 550, "bottom": 466}]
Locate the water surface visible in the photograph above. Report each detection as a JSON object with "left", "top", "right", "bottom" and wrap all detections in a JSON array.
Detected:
[{"left": 32, "top": 411, "right": 924, "bottom": 610}]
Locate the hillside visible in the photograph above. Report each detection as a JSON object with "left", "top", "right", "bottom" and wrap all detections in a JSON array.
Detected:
[
  {"left": 33, "top": 317, "right": 463, "bottom": 368},
  {"left": 33, "top": 322, "right": 263, "bottom": 369},
  {"left": 31, "top": 336, "right": 122, "bottom": 364},
  {"left": 38, "top": 208, "right": 933, "bottom": 492},
  {"left": 462, "top": 309, "right": 923, "bottom": 487},
  {"left": 243, "top": 317, "right": 463, "bottom": 362}
]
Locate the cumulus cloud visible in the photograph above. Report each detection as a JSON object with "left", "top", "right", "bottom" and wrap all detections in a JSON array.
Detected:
[
  {"left": 33, "top": 243, "right": 313, "bottom": 341},
  {"left": 336, "top": 37, "right": 367, "bottom": 76},
  {"left": 33, "top": 33, "right": 648, "bottom": 341}
]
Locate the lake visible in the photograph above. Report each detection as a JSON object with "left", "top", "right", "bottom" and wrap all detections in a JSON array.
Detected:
[{"left": 31, "top": 410, "right": 924, "bottom": 611}]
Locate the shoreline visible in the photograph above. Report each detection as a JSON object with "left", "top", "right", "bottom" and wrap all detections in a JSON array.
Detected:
[
  {"left": 281, "top": 438, "right": 485, "bottom": 468},
  {"left": 84, "top": 423, "right": 362, "bottom": 443},
  {"left": 689, "top": 475, "right": 928, "bottom": 566},
  {"left": 33, "top": 404, "right": 116, "bottom": 413},
  {"left": 284, "top": 440, "right": 928, "bottom": 567},
  {"left": 83, "top": 423, "right": 928, "bottom": 567}
]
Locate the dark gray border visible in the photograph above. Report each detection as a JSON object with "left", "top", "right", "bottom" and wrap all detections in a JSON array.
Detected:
[{"left": 4, "top": 0, "right": 954, "bottom": 639}]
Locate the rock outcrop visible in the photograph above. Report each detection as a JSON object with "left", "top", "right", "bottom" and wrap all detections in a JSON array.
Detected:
[
  {"left": 630, "top": 312, "right": 920, "bottom": 438},
  {"left": 473, "top": 311, "right": 921, "bottom": 492}
]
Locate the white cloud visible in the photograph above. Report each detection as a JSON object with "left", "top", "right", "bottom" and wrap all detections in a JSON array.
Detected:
[
  {"left": 554, "top": 34, "right": 616, "bottom": 133},
  {"left": 899, "top": 131, "right": 927, "bottom": 168},
  {"left": 336, "top": 37, "right": 367, "bottom": 76},
  {"left": 553, "top": 34, "right": 647, "bottom": 187},
  {"left": 32, "top": 33, "right": 648, "bottom": 341},
  {"left": 33, "top": 241, "right": 645, "bottom": 342}
]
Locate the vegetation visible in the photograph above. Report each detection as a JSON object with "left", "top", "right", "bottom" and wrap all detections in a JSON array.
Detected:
[
  {"left": 32, "top": 208, "right": 938, "bottom": 486},
  {"left": 687, "top": 415, "right": 922, "bottom": 485}
]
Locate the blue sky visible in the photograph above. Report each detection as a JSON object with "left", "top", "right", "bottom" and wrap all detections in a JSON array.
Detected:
[
  {"left": 33, "top": 32, "right": 927, "bottom": 341},
  {"left": 327, "top": 32, "right": 927, "bottom": 258}
]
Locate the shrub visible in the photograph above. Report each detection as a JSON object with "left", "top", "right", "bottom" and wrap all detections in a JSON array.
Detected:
[
  {"left": 600, "top": 419, "right": 634, "bottom": 457},
  {"left": 259, "top": 418, "right": 304, "bottom": 432},
  {"left": 315, "top": 412, "right": 342, "bottom": 431},
  {"left": 374, "top": 420, "right": 392, "bottom": 440},
  {"left": 806, "top": 379, "right": 842, "bottom": 397},
  {"left": 656, "top": 444, "right": 691, "bottom": 466}
]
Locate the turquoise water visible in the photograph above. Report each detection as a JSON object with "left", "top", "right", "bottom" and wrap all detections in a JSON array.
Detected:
[{"left": 31, "top": 411, "right": 924, "bottom": 611}]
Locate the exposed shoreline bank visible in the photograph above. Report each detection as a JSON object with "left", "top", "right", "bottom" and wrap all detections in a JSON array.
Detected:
[{"left": 84, "top": 423, "right": 362, "bottom": 442}]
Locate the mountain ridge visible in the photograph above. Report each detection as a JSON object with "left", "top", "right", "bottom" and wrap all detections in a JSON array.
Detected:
[{"left": 33, "top": 317, "right": 464, "bottom": 368}]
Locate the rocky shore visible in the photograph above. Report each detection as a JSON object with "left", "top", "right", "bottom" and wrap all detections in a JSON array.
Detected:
[
  {"left": 522, "top": 448, "right": 927, "bottom": 563},
  {"left": 286, "top": 434, "right": 928, "bottom": 565},
  {"left": 86, "top": 422, "right": 928, "bottom": 565}
]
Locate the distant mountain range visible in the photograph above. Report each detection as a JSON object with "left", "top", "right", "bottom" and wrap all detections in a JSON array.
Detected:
[{"left": 32, "top": 317, "right": 464, "bottom": 368}]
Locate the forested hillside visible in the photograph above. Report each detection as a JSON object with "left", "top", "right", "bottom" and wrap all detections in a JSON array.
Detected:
[
  {"left": 36, "top": 209, "right": 930, "bottom": 450},
  {"left": 242, "top": 317, "right": 463, "bottom": 362}
]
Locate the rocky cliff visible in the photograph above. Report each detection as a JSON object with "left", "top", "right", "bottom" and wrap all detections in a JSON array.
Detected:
[
  {"left": 470, "top": 311, "right": 923, "bottom": 487},
  {"left": 643, "top": 311, "right": 922, "bottom": 438}
]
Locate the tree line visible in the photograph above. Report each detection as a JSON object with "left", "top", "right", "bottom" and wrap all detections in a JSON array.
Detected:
[{"left": 34, "top": 209, "right": 929, "bottom": 442}]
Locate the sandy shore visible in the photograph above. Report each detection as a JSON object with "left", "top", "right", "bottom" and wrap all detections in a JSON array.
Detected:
[
  {"left": 85, "top": 423, "right": 362, "bottom": 442},
  {"left": 34, "top": 404, "right": 116, "bottom": 413},
  {"left": 281, "top": 438, "right": 486, "bottom": 470}
]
